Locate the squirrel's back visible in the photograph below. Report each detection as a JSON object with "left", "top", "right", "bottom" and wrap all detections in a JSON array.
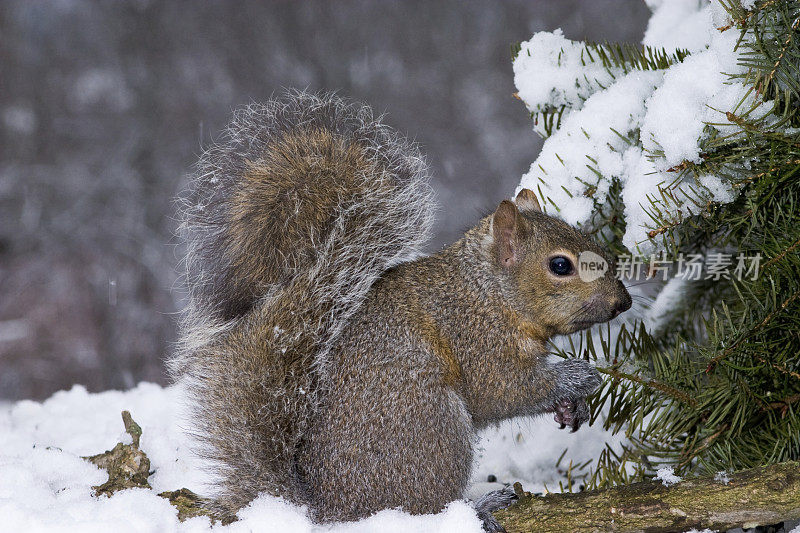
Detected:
[{"left": 171, "top": 91, "right": 435, "bottom": 514}]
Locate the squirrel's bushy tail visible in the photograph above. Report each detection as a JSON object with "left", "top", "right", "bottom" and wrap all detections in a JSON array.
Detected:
[{"left": 170, "top": 91, "right": 435, "bottom": 514}]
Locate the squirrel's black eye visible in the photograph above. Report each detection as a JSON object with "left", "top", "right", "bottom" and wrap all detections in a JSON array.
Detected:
[{"left": 549, "top": 256, "right": 573, "bottom": 276}]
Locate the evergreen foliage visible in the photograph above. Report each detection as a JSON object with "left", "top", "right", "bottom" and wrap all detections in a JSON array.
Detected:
[
  {"left": 514, "top": 42, "right": 689, "bottom": 139},
  {"left": 525, "top": 0, "right": 800, "bottom": 489}
]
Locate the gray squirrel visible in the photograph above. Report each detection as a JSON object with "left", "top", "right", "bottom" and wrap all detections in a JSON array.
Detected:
[{"left": 170, "top": 91, "right": 631, "bottom": 531}]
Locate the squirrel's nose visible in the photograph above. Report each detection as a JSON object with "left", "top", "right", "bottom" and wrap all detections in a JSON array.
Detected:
[{"left": 610, "top": 294, "right": 632, "bottom": 318}]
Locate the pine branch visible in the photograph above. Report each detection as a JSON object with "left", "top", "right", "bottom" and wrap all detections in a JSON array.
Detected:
[
  {"left": 583, "top": 41, "right": 689, "bottom": 73},
  {"left": 514, "top": 40, "right": 688, "bottom": 140},
  {"left": 517, "top": 0, "right": 800, "bottom": 490},
  {"left": 597, "top": 366, "right": 698, "bottom": 408},
  {"left": 706, "top": 288, "right": 800, "bottom": 371}
]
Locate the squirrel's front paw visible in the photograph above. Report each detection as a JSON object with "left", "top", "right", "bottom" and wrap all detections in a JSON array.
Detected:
[
  {"left": 550, "top": 359, "right": 600, "bottom": 431},
  {"left": 553, "top": 358, "right": 602, "bottom": 396},
  {"left": 553, "top": 397, "right": 590, "bottom": 432}
]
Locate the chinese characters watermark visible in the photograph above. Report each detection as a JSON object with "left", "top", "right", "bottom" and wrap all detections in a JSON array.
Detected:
[{"left": 577, "top": 252, "right": 762, "bottom": 282}]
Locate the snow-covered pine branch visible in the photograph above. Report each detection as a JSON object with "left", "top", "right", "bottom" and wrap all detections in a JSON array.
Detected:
[{"left": 513, "top": 0, "right": 773, "bottom": 254}]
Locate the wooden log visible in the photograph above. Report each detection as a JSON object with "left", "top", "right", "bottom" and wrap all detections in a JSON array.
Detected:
[{"left": 494, "top": 461, "right": 800, "bottom": 532}]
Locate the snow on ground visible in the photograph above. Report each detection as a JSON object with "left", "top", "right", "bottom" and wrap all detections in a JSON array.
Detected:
[
  {"left": 513, "top": 0, "right": 767, "bottom": 254},
  {"left": 0, "top": 381, "right": 625, "bottom": 533},
  {"left": 471, "top": 407, "right": 627, "bottom": 498}
]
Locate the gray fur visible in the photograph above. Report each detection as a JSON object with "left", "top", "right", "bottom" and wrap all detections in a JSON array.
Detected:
[
  {"left": 171, "top": 91, "right": 435, "bottom": 516},
  {"left": 172, "top": 91, "right": 629, "bottom": 528}
]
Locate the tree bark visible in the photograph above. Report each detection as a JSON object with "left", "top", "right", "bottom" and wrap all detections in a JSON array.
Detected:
[{"left": 494, "top": 461, "right": 800, "bottom": 533}]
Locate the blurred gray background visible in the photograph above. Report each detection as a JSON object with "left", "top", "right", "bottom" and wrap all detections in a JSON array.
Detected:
[{"left": 0, "top": 0, "right": 650, "bottom": 400}]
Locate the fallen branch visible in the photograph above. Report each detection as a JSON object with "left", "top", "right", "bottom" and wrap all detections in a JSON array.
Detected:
[
  {"left": 84, "top": 411, "right": 218, "bottom": 523},
  {"left": 83, "top": 410, "right": 151, "bottom": 496},
  {"left": 494, "top": 461, "right": 800, "bottom": 532}
]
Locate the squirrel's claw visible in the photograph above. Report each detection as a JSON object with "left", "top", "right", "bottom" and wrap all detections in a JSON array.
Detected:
[
  {"left": 553, "top": 399, "right": 574, "bottom": 428},
  {"left": 554, "top": 398, "right": 589, "bottom": 431}
]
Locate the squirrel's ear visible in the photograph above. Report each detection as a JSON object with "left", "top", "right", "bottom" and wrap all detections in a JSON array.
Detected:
[
  {"left": 492, "top": 200, "right": 521, "bottom": 268},
  {"left": 515, "top": 188, "right": 542, "bottom": 213}
]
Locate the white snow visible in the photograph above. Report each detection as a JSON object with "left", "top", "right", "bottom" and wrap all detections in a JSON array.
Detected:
[
  {"left": 655, "top": 466, "right": 682, "bottom": 486},
  {"left": 642, "top": 275, "right": 689, "bottom": 334},
  {"left": 514, "top": 0, "right": 769, "bottom": 254},
  {"left": 513, "top": 29, "right": 624, "bottom": 123},
  {"left": 643, "top": 0, "right": 713, "bottom": 53},
  {"left": 0, "top": 381, "right": 626, "bottom": 533},
  {"left": 516, "top": 70, "right": 663, "bottom": 228},
  {"left": 471, "top": 411, "right": 628, "bottom": 498}
]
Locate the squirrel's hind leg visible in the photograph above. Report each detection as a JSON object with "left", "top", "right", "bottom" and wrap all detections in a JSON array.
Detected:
[{"left": 299, "top": 363, "right": 474, "bottom": 523}]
